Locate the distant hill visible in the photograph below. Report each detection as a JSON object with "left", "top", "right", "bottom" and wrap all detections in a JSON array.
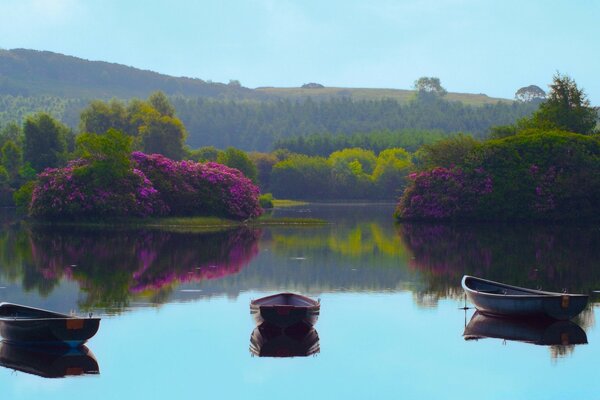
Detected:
[
  {"left": 0, "top": 48, "right": 261, "bottom": 99},
  {"left": 0, "top": 48, "right": 512, "bottom": 105},
  {"left": 0, "top": 48, "right": 539, "bottom": 152},
  {"left": 257, "top": 87, "right": 511, "bottom": 106}
]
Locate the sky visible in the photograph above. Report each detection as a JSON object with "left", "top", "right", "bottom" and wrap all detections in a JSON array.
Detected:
[{"left": 0, "top": 0, "right": 599, "bottom": 102}]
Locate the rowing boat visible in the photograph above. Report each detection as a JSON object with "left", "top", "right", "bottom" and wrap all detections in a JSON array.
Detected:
[
  {"left": 250, "top": 293, "right": 320, "bottom": 328},
  {"left": 0, "top": 303, "right": 100, "bottom": 347},
  {"left": 461, "top": 276, "right": 588, "bottom": 320}
]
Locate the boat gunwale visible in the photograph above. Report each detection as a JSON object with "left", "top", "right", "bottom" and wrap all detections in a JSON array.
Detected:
[
  {"left": 250, "top": 292, "right": 320, "bottom": 310},
  {"left": 461, "top": 276, "right": 588, "bottom": 300},
  {"left": 0, "top": 302, "right": 100, "bottom": 322}
]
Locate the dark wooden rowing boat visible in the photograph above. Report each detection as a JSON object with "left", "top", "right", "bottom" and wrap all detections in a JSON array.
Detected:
[
  {"left": 0, "top": 303, "right": 100, "bottom": 347},
  {"left": 462, "top": 275, "right": 588, "bottom": 320},
  {"left": 250, "top": 293, "right": 320, "bottom": 328},
  {"left": 0, "top": 342, "right": 99, "bottom": 378},
  {"left": 463, "top": 311, "right": 588, "bottom": 346}
]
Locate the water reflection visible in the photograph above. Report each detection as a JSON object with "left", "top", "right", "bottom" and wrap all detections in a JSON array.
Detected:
[
  {"left": 398, "top": 223, "right": 600, "bottom": 295},
  {"left": 0, "top": 343, "right": 99, "bottom": 378},
  {"left": 250, "top": 323, "right": 320, "bottom": 358},
  {"left": 463, "top": 311, "right": 588, "bottom": 359},
  {"left": 0, "top": 225, "right": 261, "bottom": 310}
]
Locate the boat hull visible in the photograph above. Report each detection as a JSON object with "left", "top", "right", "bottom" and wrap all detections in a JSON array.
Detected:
[
  {"left": 250, "top": 293, "right": 320, "bottom": 328},
  {"left": 0, "top": 303, "right": 100, "bottom": 347},
  {"left": 462, "top": 276, "right": 588, "bottom": 320}
]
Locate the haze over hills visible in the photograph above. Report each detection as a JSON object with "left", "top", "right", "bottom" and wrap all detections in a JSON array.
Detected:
[
  {"left": 0, "top": 48, "right": 510, "bottom": 104},
  {"left": 0, "top": 48, "right": 260, "bottom": 99},
  {"left": 0, "top": 48, "right": 538, "bottom": 151}
]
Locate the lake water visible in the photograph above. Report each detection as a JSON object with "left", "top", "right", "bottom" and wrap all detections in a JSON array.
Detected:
[{"left": 0, "top": 204, "right": 599, "bottom": 399}]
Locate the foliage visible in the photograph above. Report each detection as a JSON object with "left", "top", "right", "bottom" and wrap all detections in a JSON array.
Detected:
[
  {"left": 171, "top": 96, "right": 536, "bottom": 151},
  {"left": 274, "top": 129, "right": 449, "bottom": 156},
  {"left": 249, "top": 152, "right": 278, "bottom": 192},
  {"left": 13, "top": 180, "right": 36, "bottom": 212},
  {"left": 270, "top": 148, "right": 415, "bottom": 200},
  {"left": 258, "top": 193, "right": 274, "bottom": 209},
  {"left": 217, "top": 147, "right": 258, "bottom": 182},
  {"left": 1, "top": 140, "right": 22, "bottom": 183},
  {"left": 397, "top": 130, "right": 600, "bottom": 221},
  {"left": 188, "top": 146, "right": 220, "bottom": 162},
  {"left": 395, "top": 167, "right": 493, "bottom": 220},
  {"left": 0, "top": 48, "right": 256, "bottom": 100},
  {"left": 415, "top": 134, "right": 480, "bottom": 169},
  {"left": 515, "top": 85, "right": 546, "bottom": 103},
  {"left": 270, "top": 155, "right": 331, "bottom": 200},
  {"left": 413, "top": 77, "right": 447, "bottom": 97},
  {"left": 29, "top": 159, "right": 164, "bottom": 219},
  {"left": 79, "top": 93, "right": 187, "bottom": 160},
  {"left": 132, "top": 152, "right": 262, "bottom": 220},
  {"left": 75, "top": 129, "right": 134, "bottom": 185},
  {"left": 518, "top": 73, "right": 597, "bottom": 135},
  {"left": 23, "top": 112, "right": 70, "bottom": 172}
]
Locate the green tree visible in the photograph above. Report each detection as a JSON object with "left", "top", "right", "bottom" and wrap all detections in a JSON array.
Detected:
[
  {"left": 249, "top": 152, "right": 278, "bottom": 191},
  {"left": 373, "top": 148, "right": 413, "bottom": 196},
  {"left": 271, "top": 155, "right": 330, "bottom": 199},
  {"left": 0, "top": 122, "right": 22, "bottom": 148},
  {"left": 138, "top": 114, "right": 187, "bottom": 160},
  {"left": 188, "top": 146, "right": 221, "bottom": 162},
  {"left": 515, "top": 85, "right": 546, "bottom": 103},
  {"left": 23, "top": 112, "right": 69, "bottom": 171},
  {"left": 328, "top": 148, "right": 377, "bottom": 175},
  {"left": 79, "top": 99, "right": 131, "bottom": 135},
  {"left": 415, "top": 134, "right": 479, "bottom": 169},
  {"left": 75, "top": 129, "right": 133, "bottom": 185},
  {"left": 413, "top": 77, "right": 447, "bottom": 97},
  {"left": 1, "top": 140, "right": 22, "bottom": 183},
  {"left": 520, "top": 73, "right": 597, "bottom": 134},
  {"left": 217, "top": 147, "right": 258, "bottom": 182},
  {"left": 148, "top": 91, "right": 176, "bottom": 117}
]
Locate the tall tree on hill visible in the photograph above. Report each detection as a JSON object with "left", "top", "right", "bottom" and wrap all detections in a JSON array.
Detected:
[
  {"left": 515, "top": 85, "right": 546, "bottom": 103},
  {"left": 23, "top": 113, "right": 70, "bottom": 171},
  {"left": 413, "top": 77, "right": 447, "bottom": 97},
  {"left": 521, "top": 73, "right": 597, "bottom": 134}
]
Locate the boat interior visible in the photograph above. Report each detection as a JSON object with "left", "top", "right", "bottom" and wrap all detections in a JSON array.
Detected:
[
  {"left": 0, "top": 303, "right": 72, "bottom": 319},
  {"left": 254, "top": 294, "right": 317, "bottom": 307},
  {"left": 465, "top": 278, "right": 544, "bottom": 296}
]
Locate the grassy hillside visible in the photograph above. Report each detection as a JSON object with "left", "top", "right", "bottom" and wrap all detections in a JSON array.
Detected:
[
  {"left": 0, "top": 48, "right": 262, "bottom": 100},
  {"left": 256, "top": 87, "right": 512, "bottom": 106}
]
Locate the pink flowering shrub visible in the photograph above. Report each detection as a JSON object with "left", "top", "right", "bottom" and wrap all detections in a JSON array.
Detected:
[
  {"left": 395, "top": 167, "right": 492, "bottom": 220},
  {"left": 30, "top": 160, "right": 166, "bottom": 219},
  {"left": 28, "top": 153, "right": 262, "bottom": 220},
  {"left": 132, "top": 152, "right": 262, "bottom": 220}
]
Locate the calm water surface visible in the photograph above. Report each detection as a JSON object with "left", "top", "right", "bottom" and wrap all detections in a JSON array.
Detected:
[{"left": 0, "top": 204, "right": 599, "bottom": 399}]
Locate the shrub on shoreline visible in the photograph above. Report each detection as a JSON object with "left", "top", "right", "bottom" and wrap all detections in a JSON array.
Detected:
[{"left": 29, "top": 152, "right": 263, "bottom": 221}]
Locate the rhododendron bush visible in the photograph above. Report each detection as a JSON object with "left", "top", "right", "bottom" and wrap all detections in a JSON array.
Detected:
[
  {"left": 394, "top": 167, "right": 492, "bottom": 220},
  {"left": 29, "top": 152, "right": 262, "bottom": 220}
]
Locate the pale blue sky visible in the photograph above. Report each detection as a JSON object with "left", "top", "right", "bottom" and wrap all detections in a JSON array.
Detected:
[{"left": 0, "top": 0, "right": 598, "bottom": 102}]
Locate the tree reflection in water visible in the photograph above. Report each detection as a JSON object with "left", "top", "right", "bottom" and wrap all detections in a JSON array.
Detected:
[
  {"left": 398, "top": 223, "right": 600, "bottom": 294},
  {"left": 398, "top": 223, "right": 600, "bottom": 329},
  {"left": 0, "top": 225, "right": 261, "bottom": 310}
]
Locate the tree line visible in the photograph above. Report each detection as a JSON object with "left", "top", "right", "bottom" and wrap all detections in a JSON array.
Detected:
[{"left": 0, "top": 92, "right": 539, "bottom": 152}]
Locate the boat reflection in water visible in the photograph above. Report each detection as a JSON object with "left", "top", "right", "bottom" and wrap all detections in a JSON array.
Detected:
[
  {"left": 250, "top": 323, "right": 320, "bottom": 358},
  {"left": 464, "top": 311, "right": 587, "bottom": 349},
  {"left": 0, "top": 342, "right": 99, "bottom": 378}
]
